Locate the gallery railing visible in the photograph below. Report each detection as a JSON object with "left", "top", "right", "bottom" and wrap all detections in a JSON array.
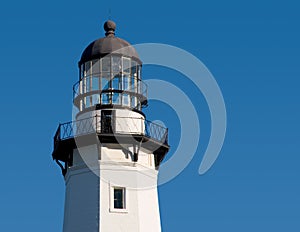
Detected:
[{"left": 53, "top": 115, "right": 168, "bottom": 149}]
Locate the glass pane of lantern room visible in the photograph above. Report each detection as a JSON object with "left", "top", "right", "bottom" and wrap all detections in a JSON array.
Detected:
[
  {"left": 92, "top": 59, "right": 100, "bottom": 75},
  {"left": 92, "top": 94, "right": 100, "bottom": 105},
  {"left": 101, "top": 56, "right": 111, "bottom": 72},
  {"left": 130, "top": 75, "right": 135, "bottom": 92},
  {"left": 137, "top": 64, "right": 141, "bottom": 79},
  {"left": 123, "top": 75, "right": 129, "bottom": 91},
  {"left": 123, "top": 93, "right": 130, "bottom": 106},
  {"left": 131, "top": 96, "right": 137, "bottom": 108},
  {"left": 137, "top": 79, "right": 140, "bottom": 94},
  {"left": 82, "top": 78, "right": 87, "bottom": 93},
  {"left": 131, "top": 60, "right": 137, "bottom": 76},
  {"left": 85, "top": 96, "right": 91, "bottom": 108},
  {"left": 111, "top": 74, "right": 121, "bottom": 90},
  {"left": 79, "top": 81, "right": 83, "bottom": 95},
  {"left": 86, "top": 77, "right": 91, "bottom": 92},
  {"left": 92, "top": 76, "right": 99, "bottom": 91},
  {"left": 131, "top": 61, "right": 137, "bottom": 93},
  {"left": 112, "top": 56, "right": 121, "bottom": 73},
  {"left": 112, "top": 92, "right": 120, "bottom": 105},
  {"left": 122, "top": 57, "right": 131, "bottom": 74},
  {"left": 101, "top": 73, "right": 110, "bottom": 90},
  {"left": 85, "top": 61, "right": 91, "bottom": 77},
  {"left": 102, "top": 93, "right": 111, "bottom": 104}
]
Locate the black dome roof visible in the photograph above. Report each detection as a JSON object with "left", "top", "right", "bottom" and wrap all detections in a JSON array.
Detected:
[{"left": 79, "top": 20, "right": 141, "bottom": 65}]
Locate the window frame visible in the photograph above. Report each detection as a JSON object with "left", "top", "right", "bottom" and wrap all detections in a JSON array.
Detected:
[
  {"left": 109, "top": 185, "right": 128, "bottom": 213},
  {"left": 113, "top": 187, "right": 125, "bottom": 209}
]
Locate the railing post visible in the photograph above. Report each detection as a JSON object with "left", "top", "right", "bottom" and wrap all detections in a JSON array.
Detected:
[
  {"left": 165, "top": 128, "right": 168, "bottom": 144},
  {"left": 95, "top": 114, "right": 98, "bottom": 133}
]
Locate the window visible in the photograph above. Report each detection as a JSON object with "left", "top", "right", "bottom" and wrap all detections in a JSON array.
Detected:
[
  {"left": 131, "top": 96, "right": 137, "bottom": 108},
  {"left": 86, "top": 77, "right": 91, "bottom": 92},
  {"left": 131, "top": 60, "right": 137, "bottom": 77},
  {"left": 85, "top": 61, "right": 91, "bottom": 76},
  {"left": 113, "top": 187, "right": 125, "bottom": 209},
  {"left": 112, "top": 92, "right": 121, "bottom": 104},
  {"left": 112, "top": 56, "right": 121, "bottom": 72},
  {"left": 123, "top": 75, "right": 129, "bottom": 91},
  {"left": 91, "top": 94, "right": 100, "bottom": 105},
  {"left": 101, "top": 74, "right": 110, "bottom": 90},
  {"left": 109, "top": 185, "right": 128, "bottom": 213},
  {"left": 101, "top": 56, "right": 111, "bottom": 72},
  {"left": 102, "top": 93, "right": 111, "bottom": 104},
  {"left": 111, "top": 74, "right": 121, "bottom": 90},
  {"left": 85, "top": 96, "right": 91, "bottom": 108},
  {"left": 92, "top": 59, "right": 100, "bottom": 74},
  {"left": 122, "top": 93, "right": 130, "bottom": 106},
  {"left": 92, "top": 76, "right": 99, "bottom": 91},
  {"left": 122, "top": 57, "right": 131, "bottom": 74}
]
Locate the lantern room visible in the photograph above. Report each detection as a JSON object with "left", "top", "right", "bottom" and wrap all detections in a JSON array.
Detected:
[{"left": 73, "top": 20, "right": 147, "bottom": 113}]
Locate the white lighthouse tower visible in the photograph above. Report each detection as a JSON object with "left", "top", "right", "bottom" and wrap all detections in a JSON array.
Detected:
[{"left": 52, "top": 20, "right": 169, "bottom": 232}]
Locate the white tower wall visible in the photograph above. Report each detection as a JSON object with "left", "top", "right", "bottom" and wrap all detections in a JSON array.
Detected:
[
  {"left": 63, "top": 139, "right": 162, "bottom": 232},
  {"left": 63, "top": 145, "right": 100, "bottom": 232}
]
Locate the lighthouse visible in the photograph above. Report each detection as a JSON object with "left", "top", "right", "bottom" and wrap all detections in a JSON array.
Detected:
[{"left": 52, "top": 20, "right": 169, "bottom": 232}]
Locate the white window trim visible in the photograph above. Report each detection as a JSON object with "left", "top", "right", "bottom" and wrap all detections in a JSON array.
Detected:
[{"left": 109, "top": 183, "right": 128, "bottom": 213}]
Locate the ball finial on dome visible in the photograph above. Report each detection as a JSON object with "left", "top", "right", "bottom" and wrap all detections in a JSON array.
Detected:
[{"left": 104, "top": 20, "right": 116, "bottom": 36}]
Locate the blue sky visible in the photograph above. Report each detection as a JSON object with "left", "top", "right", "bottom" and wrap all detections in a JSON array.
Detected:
[{"left": 0, "top": 0, "right": 299, "bottom": 231}]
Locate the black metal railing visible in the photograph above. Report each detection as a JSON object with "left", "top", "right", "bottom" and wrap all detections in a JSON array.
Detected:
[
  {"left": 53, "top": 115, "right": 168, "bottom": 147},
  {"left": 144, "top": 120, "right": 168, "bottom": 145}
]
